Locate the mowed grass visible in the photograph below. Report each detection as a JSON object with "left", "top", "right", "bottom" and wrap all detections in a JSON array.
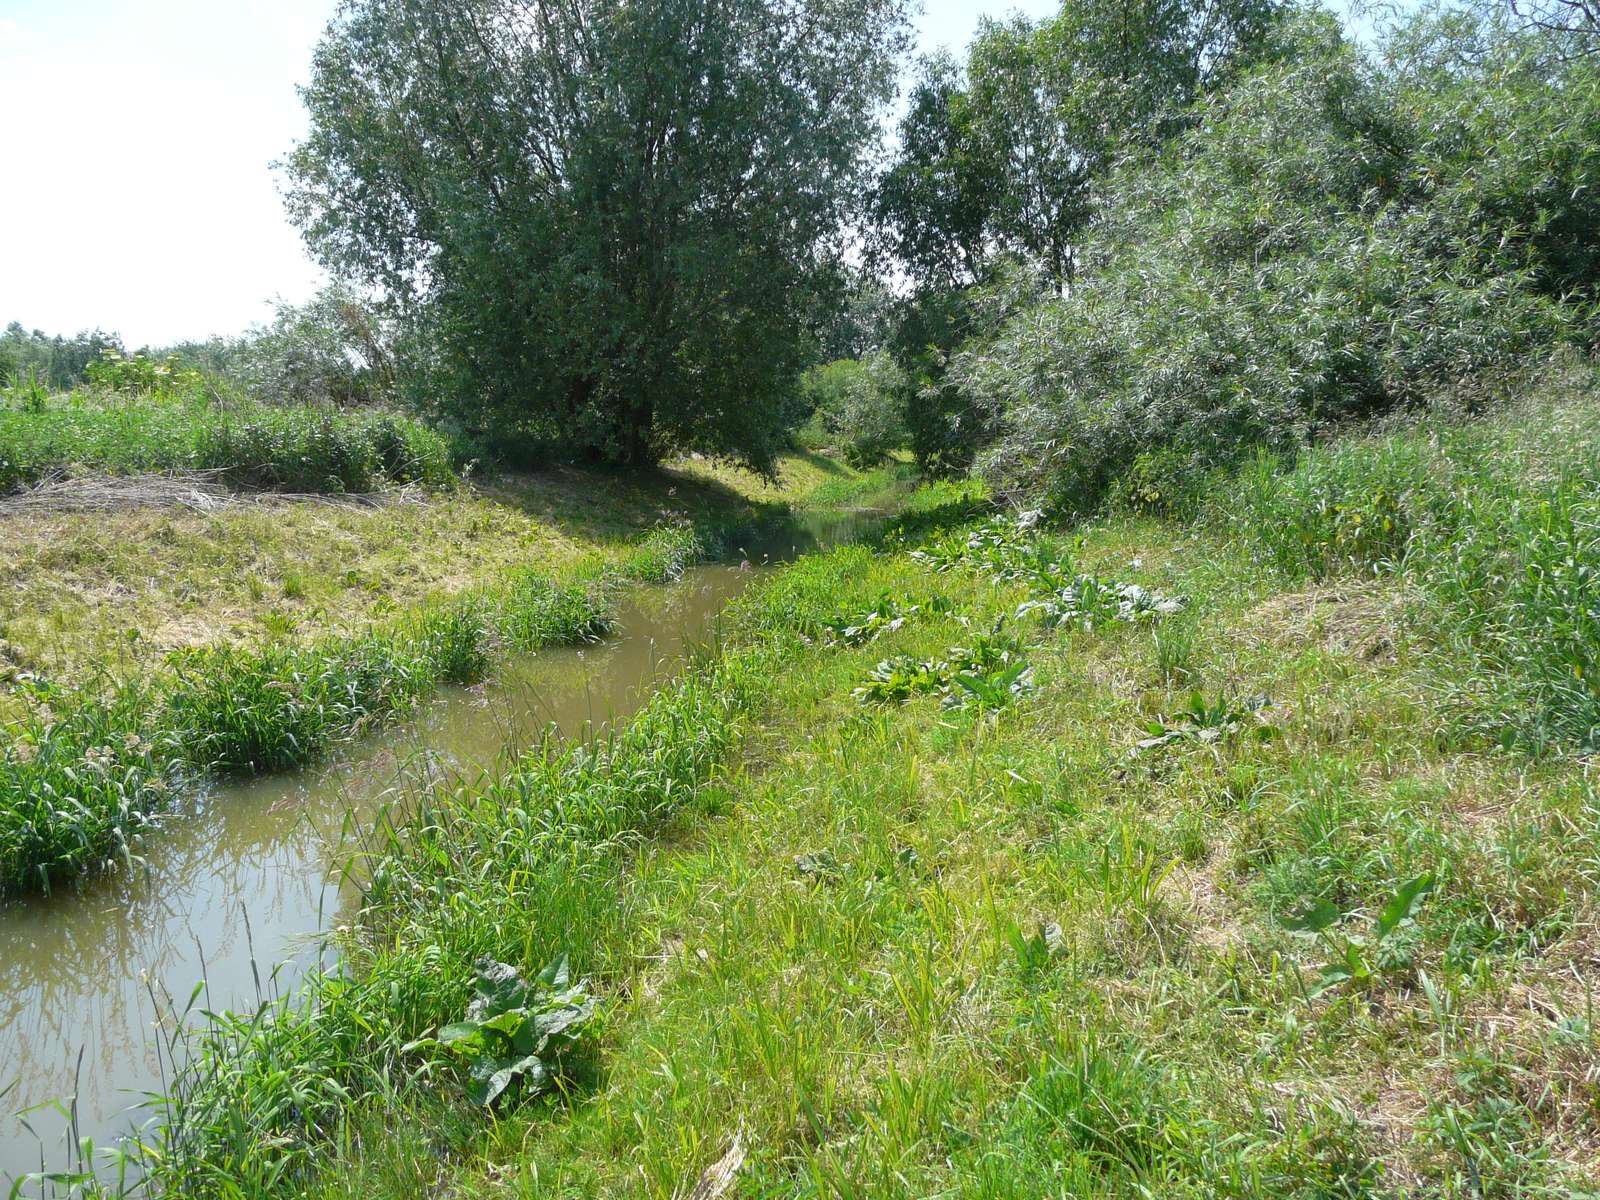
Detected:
[
  {"left": 0, "top": 450, "right": 889, "bottom": 685},
  {"left": 137, "top": 398, "right": 1600, "bottom": 1198}
]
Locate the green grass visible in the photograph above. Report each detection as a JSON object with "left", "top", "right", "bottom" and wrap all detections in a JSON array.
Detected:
[
  {"left": 0, "top": 391, "right": 455, "bottom": 494},
  {"left": 0, "top": 528, "right": 693, "bottom": 895},
  {"left": 119, "top": 392, "right": 1600, "bottom": 1199},
  {"left": 1218, "top": 367, "right": 1600, "bottom": 752}
]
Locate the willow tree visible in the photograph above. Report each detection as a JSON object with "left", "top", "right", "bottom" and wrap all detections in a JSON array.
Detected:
[{"left": 285, "top": 0, "right": 909, "bottom": 468}]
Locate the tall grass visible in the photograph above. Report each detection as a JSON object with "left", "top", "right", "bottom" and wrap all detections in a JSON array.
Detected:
[
  {"left": 0, "top": 527, "right": 698, "bottom": 895},
  {"left": 0, "top": 393, "right": 455, "bottom": 494},
  {"left": 1219, "top": 378, "right": 1600, "bottom": 751},
  {"left": 141, "top": 545, "right": 885, "bottom": 1195}
]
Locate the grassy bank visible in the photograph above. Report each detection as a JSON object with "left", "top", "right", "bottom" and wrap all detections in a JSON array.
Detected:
[
  {"left": 128, "top": 396, "right": 1600, "bottom": 1199},
  {"left": 0, "top": 451, "right": 903, "bottom": 895},
  {"left": 0, "top": 450, "right": 890, "bottom": 685},
  {"left": 0, "top": 392, "right": 455, "bottom": 496}
]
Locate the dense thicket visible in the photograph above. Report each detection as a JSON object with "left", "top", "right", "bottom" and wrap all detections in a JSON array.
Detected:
[
  {"left": 950, "top": 4, "right": 1600, "bottom": 511},
  {"left": 870, "top": 0, "right": 1287, "bottom": 475},
  {"left": 286, "top": 0, "right": 909, "bottom": 471}
]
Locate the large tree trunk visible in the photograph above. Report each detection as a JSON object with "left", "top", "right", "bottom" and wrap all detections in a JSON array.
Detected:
[{"left": 621, "top": 394, "right": 656, "bottom": 467}]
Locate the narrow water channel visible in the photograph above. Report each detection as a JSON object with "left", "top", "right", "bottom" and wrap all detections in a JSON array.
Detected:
[{"left": 0, "top": 509, "right": 875, "bottom": 1184}]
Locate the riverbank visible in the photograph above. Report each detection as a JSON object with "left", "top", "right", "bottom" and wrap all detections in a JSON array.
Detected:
[
  {"left": 0, "top": 450, "right": 885, "bottom": 685},
  {"left": 142, "top": 401, "right": 1600, "bottom": 1197},
  {"left": 0, "top": 453, "right": 905, "bottom": 894}
]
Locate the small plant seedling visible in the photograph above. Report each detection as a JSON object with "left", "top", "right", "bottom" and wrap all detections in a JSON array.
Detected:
[
  {"left": 943, "top": 661, "right": 1035, "bottom": 712},
  {"left": 1135, "top": 691, "right": 1277, "bottom": 753},
  {"left": 853, "top": 655, "right": 951, "bottom": 704},
  {"left": 403, "top": 954, "right": 594, "bottom": 1107},
  {"left": 1281, "top": 874, "right": 1435, "bottom": 998},
  {"left": 1008, "top": 919, "right": 1067, "bottom": 972}
]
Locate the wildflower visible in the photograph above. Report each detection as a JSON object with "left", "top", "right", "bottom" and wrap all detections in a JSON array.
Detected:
[{"left": 11, "top": 740, "right": 38, "bottom": 765}]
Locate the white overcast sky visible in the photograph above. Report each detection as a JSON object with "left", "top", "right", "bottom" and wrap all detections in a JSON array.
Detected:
[{"left": 0, "top": 0, "right": 1366, "bottom": 347}]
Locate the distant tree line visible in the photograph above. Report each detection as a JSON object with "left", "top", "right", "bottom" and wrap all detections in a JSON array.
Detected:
[{"left": 0, "top": 323, "right": 124, "bottom": 391}]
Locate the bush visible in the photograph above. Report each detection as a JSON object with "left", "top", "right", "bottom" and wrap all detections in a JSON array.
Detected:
[
  {"left": 233, "top": 286, "right": 396, "bottom": 408},
  {"left": 795, "top": 359, "right": 867, "bottom": 451},
  {"left": 963, "top": 8, "right": 1598, "bottom": 513},
  {"left": 794, "top": 354, "right": 908, "bottom": 466},
  {"left": 0, "top": 395, "right": 456, "bottom": 495},
  {"left": 835, "top": 351, "right": 909, "bottom": 467}
]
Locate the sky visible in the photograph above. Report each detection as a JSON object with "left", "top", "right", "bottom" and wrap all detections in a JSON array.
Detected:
[{"left": 0, "top": 0, "right": 1354, "bottom": 348}]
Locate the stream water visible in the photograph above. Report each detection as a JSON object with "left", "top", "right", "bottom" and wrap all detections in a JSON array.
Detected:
[{"left": 0, "top": 509, "right": 875, "bottom": 1184}]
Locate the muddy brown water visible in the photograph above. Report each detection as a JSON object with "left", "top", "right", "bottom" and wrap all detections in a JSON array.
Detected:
[{"left": 0, "top": 510, "right": 876, "bottom": 1185}]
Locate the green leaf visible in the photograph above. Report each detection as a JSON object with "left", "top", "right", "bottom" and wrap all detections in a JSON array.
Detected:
[
  {"left": 537, "top": 953, "right": 571, "bottom": 990},
  {"left": 1280, "top": 897, "right": 1341, "bottom": 934},
  {"left": 1309, "top": 964, "right": 1353, "bottom": 997},
  {"left": 472, "top": 958, "right": 529, "bottom": 1015},
  {"left": 467, "top": 1053, "right": 546, "bottom": 1107},
  {"left": 1375, "top": 873, "right": 1434, "bottom": 941}
]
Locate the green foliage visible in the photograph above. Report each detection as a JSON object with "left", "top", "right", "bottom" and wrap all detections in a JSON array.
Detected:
[
  {"left": 0, "top": 393, "right": 455, "bottom": 495},
  {"left": 1135, "top": 691, "right": 1277, "bottom": 753},
  {"left": 233, "top": 285, "right": 396, "bottom": 407},
  {"left": 1281, "top": 873, "right": 1434, "bottom": 997},
  {"left": 966, "top": 8, "right": 1599, "bottom": 513},
  {"left": 4, "top": 365, "right": 49, "bottom": 414},
  {"left": 875, "top": 0, "right": 1284, "bottom": 288},
  {"left": 0, "top": 320, "right": 123, "bottom": 392},
  {"left": 820, "top": 593, "right": 925, "bottom": 647},
  {"left": 195, "top": 406, "right": 455, "bottom": 492},
  {"left": 854, "top": 626, "right": 1034, "bottom": 710},
  {"left": 84, "top": 348, "right": 202, "bottom": 397},
  {"left": 944, "top": 659, "right": 1034, "bottom": 712},
  {"left": 1224, "top": 386, "right": 1600, "bottom": 750},
  {"left": 402, "top": 955, "right": 594, "bottom": 1107},
  {"left": 795, "top": 352, "right": 908, "bottom": 467},
  {"left": 288, "top": 0, "right": 910, "bottom": 470},
  {"left": 0, "top": 684, "right": 179, "bottom": 894},
  {"left": 1017, "top": 574, "right": 1187, "bottom": 631},
  {"left": 853, "top": 654, "right": 952, "bottom": 705}
]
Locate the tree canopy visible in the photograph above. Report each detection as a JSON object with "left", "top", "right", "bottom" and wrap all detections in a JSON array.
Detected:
[
  {"left": 874, "top": 0, "right": 1284, "bottom": 290},
  {"left": 286, "top": 0, "right": 910, "bottom": 469}
]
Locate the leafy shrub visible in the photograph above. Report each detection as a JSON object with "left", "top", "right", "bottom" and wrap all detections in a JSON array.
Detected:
[
  {"left": 85, "top": 349, "right": 203, "bottom": 398},
  {"left": 963, "top": 9, "right": 1596, "bottom": 513},
  {"left": 798, "top": 352, "right": 908, "bottom": 467},
  {"left": 233, "top": 286, "right": 396, "bottom": 408},
  {"left": 402, "top": 955, "right": 594, "bottom": 1107}
]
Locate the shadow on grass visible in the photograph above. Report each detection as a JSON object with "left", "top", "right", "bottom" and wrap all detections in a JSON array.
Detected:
[{"left": 474, "top": 463, "right": 793, "bottom": 550}]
